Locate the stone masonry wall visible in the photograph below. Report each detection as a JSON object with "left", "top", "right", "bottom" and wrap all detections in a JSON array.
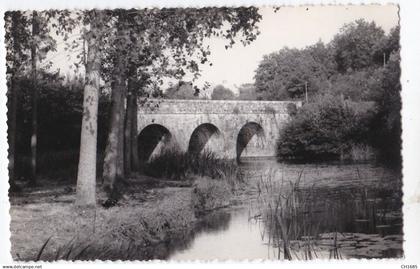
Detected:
[{"left": 137, "top": 99, "right": 302, "bottom": 159}]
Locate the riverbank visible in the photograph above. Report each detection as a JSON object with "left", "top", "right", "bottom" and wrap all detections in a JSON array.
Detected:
[
  {"left": 168, "top": 162, "right": 403, "bottom": 260},
  {"left": 9, "top": 175, "right": 234, "bottom": 261},
  {"left": 9, "top": 161, "right": 403, "bottom": 261}
]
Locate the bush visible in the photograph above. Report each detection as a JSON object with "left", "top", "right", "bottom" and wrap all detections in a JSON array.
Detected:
[
  {"left": 369, "top": 52, "right": 402, "bottom": 167},
  {"left": 191, "top": 176, "right": 232, "bottom": 216},
  {"left": 143, "top": 149, "right": 241, "bottom": 183},
  {"left": 277, "top": 94, "right": 375, "bottom": 161}
]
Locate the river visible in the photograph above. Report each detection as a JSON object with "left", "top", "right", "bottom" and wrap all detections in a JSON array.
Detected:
[{"left": 162, "top": 159, "right": 403, "bottom": 260}]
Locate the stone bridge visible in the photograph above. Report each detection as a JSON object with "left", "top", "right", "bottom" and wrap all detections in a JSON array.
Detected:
[{"left": 137, "top": 99, "right": 302, "bottom": 162}]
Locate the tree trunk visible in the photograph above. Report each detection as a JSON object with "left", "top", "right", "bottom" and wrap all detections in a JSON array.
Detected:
[
  {"left": 102, "top": 19, "right": 129, "bottom": 193},
  {"left": 127, "top": 66, "right": 140, "bottom": 172},
  {"left": 116, "top": 84, "right": 127, "bottom": 178},
  {"left": 8, "top": 12, "right": 21, "bottom": 191},
  {"left": 30, "top": 11, "right": 39, "bottom": 186},
  {"left": 102, "top": 54, "right": 127, "bottom": 193},
  {"left": 130, "top": 89, "right": 140, "bottom": 172},
  {"left": 8, "top": 75, "right": 18, "bottom": 191},
  {"left": 124, "top": 90, "right": 133, "bottom": 174},
  {"left": 75, "top": 13, "right": 102, "bottom": 206}
]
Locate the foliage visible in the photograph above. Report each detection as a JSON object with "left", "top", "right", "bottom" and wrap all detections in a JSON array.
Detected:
[
  {"left": 277, "top": 94, "right": 375, "bottom": 161},
  {"left": 254, "top": 21, "right": 398, "bottom": 102},
  {"left": 100, "top": 8, "right": 262, "bottom": 98},
  {"left": 88, "top": 8, "right": 262, "bottom": 198},
  {"left": 369, "top": 51, "right": 402, "bottom": 166},
  {"left": 5, "top": 8, "right": 263, "bottom": 197},
  {"left": 191, "top": 176, "right": 232, "bottom": 216},
  {"left": 4, "top": 11, "right": 30, "bottom": 76},
  {"left": 164, "top": 81, "right": 199, "bottom": 99},
  {"left": 5, "top": 10, "right": 79, "bottom": 77},
  {"left": 252, "top": 20, "right": 401, "bottom": 165},
  {"left": 237, "top": 83, "right": 257, "bottom": 100},
  {"left": 211, "top": 84, "right": 235, "bottom": 100},
  {"left": 327, "top": 68, "right": 383, "bottom": 101},
  {"left": 24, "top": 186, "right": 197, "bottom": 261},
  {"left": 331, "top": 19, "right": 385, "bottom": 73},
  {"left": 143, "top": 150, "right": 241, "bottom": 183},
  {"left": 11, "top": 72, "right": 110, "bottom": 179},
  {"left": 254, "top": 44, "right": 332, "bottom": 100}
]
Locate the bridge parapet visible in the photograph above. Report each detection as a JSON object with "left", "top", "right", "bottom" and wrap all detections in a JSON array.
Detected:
[{"left": 138, "top": 98, "right": 302, "bottom": 114}]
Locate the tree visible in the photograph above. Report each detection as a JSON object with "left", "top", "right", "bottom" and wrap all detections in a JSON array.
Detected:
[
  {"left": 373, "top": 26, "right": 400, "bottom": 66},
  {"left": 99, "top": 8, "right": 262, "bottom": 195},
  {"left": 126, "top": 72, "right": 151, "bottom": 173},
  {"left": 370, "top": 51, "right": 401, "bottom": 166},
  {"left": 328, "top": 68, "right": 383, "bottom": 101},
  {"left": 5, "top": 11, "right": 57, "bottom": 186},
  {"left": 274, "top": 21, "right": 401, "bottom": 165},
  {"left": 254, "top": 46, "right": 331, "bottom": 100},
  {"left": 276, "top": 94, "right": 373, "bottom": 161},
  {"left": 165, "top": 81, "right": 198, "bottom": 99},
  {"left": 75, "top": 11, "right": 107, "bottom": 206},
  {"left": 29, "top": 11, "right": 40, "bottom": 186},
  {"left": 331, "top": 19, "right": 385, "bottom": 73},
  {"left": 101, "top": 15, "right": 130, "bottom": 194},
  {"left": 211, "top": 85, "right": 235, "bottom": 100},
  {"left": 4, "top": 8, "right": 261, "bottom": 204},
  {"left": 369, "top": 27, "right": 401, "bottom": 166},
  {"left": 5, "top": 11, "right": 30, "bottom": 191},
  {"left": 237, "top": 83, "right": 257, "bottom": 100}
]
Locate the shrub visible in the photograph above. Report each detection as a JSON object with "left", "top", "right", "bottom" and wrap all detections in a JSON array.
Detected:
[
  {"left": 369, "top": 52, "right": 402, "bottom": 167},
  {"left": 191, "top": 176, "right": 232, "bottom": 216},
  {"left": 277, "top": 94, "right": 375, "bottom": 161},
  {"left": 344, "top": 143, "right": 376, "bottom": 162},
  {"left": 143, "top": 149, "right": 241, "bottom": 183}
]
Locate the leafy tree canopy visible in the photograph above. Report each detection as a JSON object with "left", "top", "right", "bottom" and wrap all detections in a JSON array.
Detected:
[
  {"left": 331, "top": 19, "right": 385, "bottom": 73},
  {"left": 165, "top": 81, "right": 199, "bottom": 99},
  {"left": 211, "top": 85, "right": 235, "bottom": 100},
  {"left": 237, "top": 83, "right": 257, "bottom": 100},
  {"left": 254, "top": 45, "right": 332, "bottom": 100}
]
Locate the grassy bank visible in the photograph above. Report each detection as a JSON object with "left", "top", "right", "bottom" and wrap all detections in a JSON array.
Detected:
[
  {"left": 10, "top": 174, "right": 235, "bottom": 261},
  {"left": 10, "top": 148, "right": 243, "bottom": 261}
]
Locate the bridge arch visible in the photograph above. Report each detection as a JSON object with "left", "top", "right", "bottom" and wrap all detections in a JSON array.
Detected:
[
  {"left": 188, "top": 123, "right": 224, "bottom": 156},
  {"left": 138, "top": 124, "right": 174, "bottom": 162},
  {"left": 236, "top": 121, "right": 265, "bottom": 162}
]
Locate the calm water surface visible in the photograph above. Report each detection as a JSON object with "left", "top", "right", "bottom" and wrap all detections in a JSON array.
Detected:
[{"left": 167, "top": 159, "right": 403, "bottom": 260}]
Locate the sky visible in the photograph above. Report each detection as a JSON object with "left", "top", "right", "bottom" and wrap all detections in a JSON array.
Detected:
[
  {"left": 49, "top": 4, "right": 399, "bottom": 92},
  {"left": 194, "top": 4, "right": 399, "bottom": 91}
]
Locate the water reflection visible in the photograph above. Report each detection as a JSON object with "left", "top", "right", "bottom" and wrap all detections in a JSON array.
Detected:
[
  {"left": 165, "top": 160, "right": 403, "bottom": 260},
  {"left": 170, "top": 210, "right": 282, "bottom": 260},
  {"left": 253, "top": 173, "right": 403, "bottom": 259},
  {"left": 141, "top": 211, "right": 232, "bottom": 260}
]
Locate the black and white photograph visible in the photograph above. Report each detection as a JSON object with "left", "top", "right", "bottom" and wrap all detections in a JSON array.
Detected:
[{"left": 0, "top": 1, "right": 419, "bottom": 265}]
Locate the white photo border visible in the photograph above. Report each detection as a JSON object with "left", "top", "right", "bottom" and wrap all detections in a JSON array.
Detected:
[{"left": 0, "top": 0, "right": 419, "bottom": 268}]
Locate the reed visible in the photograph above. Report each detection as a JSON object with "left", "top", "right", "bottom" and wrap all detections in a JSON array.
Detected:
[
  {"left": 253, "top": 165, "right": 404, "bottom": 260},
  {"left": 255, "top": 169, "right": 340, "bottom": 260},
  {"left": 144, "top": 149, "right": 242, "bottom": 185}
]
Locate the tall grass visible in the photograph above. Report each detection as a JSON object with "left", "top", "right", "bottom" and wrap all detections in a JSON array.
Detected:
[
  {"left": 253, "top": 166, "right": 402, "bottom": 260},
  {"left": 341, "top": 144, "right": 375, "bottom": 162},
  {"left": 255, "top": 169, "right": 325, "bottom": 260},
  {"left": 35, "top": 233, "right": 147, "bottom": 261},
  {"left": 256, "top": 170, "right": 342, "bottom": 260},
  {"left": 143, "top": 149, "right": 242, "bottom": 184}
]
